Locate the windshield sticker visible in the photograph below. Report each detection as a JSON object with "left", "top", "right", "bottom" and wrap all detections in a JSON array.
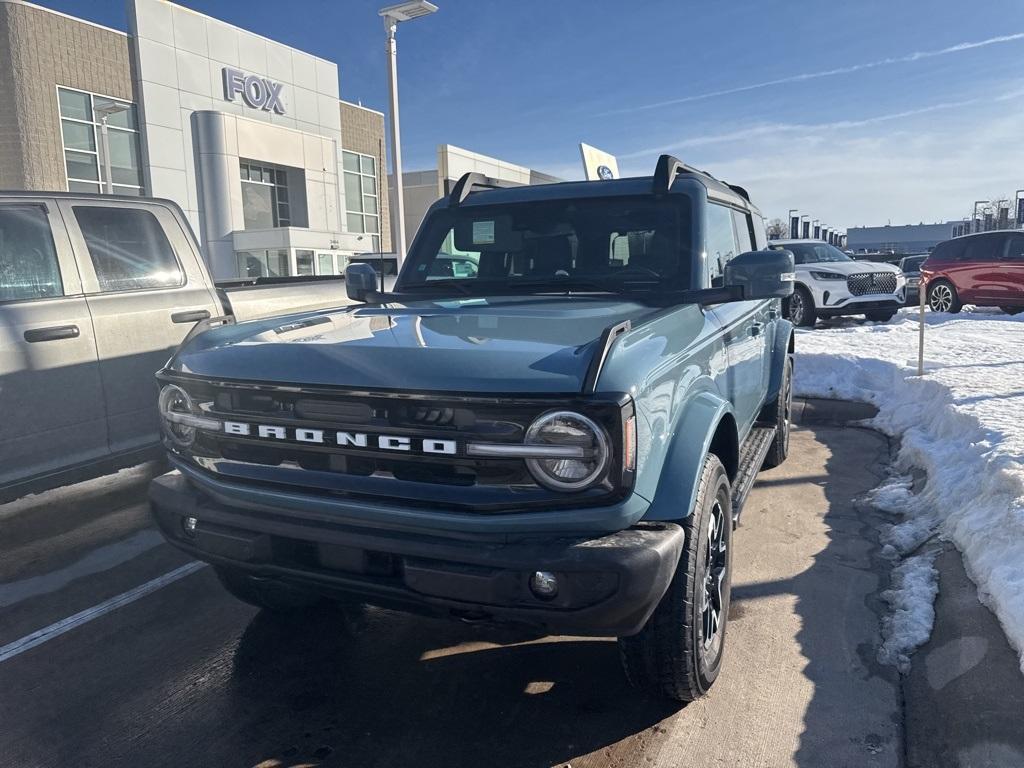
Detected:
[{"left": 473, "top": 220, "right": 495, "bottom": 245}]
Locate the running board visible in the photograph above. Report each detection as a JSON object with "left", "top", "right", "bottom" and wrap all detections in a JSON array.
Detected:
[{"left": 731, "top": 426, "right": 776, "bottom": 525}]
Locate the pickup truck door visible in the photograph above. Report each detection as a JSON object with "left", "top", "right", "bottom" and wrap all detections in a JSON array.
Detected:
[
  {"left": 57, "top": 199, "right": 220, "bottom": 454},
  {"left": 0, "top": 200, "right": 108, "bottom": 487}
]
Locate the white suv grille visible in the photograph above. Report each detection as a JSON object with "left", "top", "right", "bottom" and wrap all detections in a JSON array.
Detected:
[{"left": 847, "top": 272, "right": 897, "bottom": 296}]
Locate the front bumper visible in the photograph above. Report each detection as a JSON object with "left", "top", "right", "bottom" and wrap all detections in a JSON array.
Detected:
[
  {"left": 150, "top": 470, "right": 684, "bottom": 637},
  {"left": 816, "top": 296, "right": 903, "bottom": 317}
]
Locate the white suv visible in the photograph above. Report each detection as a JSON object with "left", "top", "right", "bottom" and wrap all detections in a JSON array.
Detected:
[{"left": 769, "top": 239, "right": 905, "bottom": 327}]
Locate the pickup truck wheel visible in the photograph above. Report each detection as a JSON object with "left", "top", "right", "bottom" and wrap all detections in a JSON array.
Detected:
[
  {"left": 618, "top": 455, "right": 732, "bottom": 702},
  {"left": 215, "top": 566, "right": 323, "bottom": 611},
  {"left": 785, "top": 286, "right": 816, "bottom": 327},
  {"left": 762, "top": 355, "right": 793, "bottom": 469}
]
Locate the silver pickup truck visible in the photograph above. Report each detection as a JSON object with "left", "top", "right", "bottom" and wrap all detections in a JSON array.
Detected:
[{"left": 0, "top": 191, "right": 368, "bottom": 499}]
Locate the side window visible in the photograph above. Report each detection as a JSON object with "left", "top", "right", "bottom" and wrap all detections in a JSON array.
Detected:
[
  {"left": 0, "top": 205, "right": 64, "bottom": 302},
  {"left": 706, "top": 204, "right": 738, "bottom": 284},
  {"left": 752, "top": 215, "right": 768, "bottom": 250},
  {"left": 1005, "top": 235, "right": 1024, "bottom": 262},
  {"left": 73, "top": 206, "right": 183, "bottom": 292},
  {"left": 931, "top": 239, "right": 966, "bottom": 263},
  {"left": 963, "top": 235, "right": 1001, "bottom": 263},
  {"left": 731, "top": 209, "right": 754, "bottom": 254}
]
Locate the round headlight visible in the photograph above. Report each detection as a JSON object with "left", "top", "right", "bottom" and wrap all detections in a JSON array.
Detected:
[
  {"left": 525, "top": 411, "right": 610, "bottom": 492},
  {"left": 159, "top": 384, "right": 197, "bottom": 446}
]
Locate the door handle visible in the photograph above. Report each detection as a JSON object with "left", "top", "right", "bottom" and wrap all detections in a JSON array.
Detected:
[
  {"left": 750, "top": 322, "right": 764, "bottom": 337},
  {"left": 171, "top": 309, "right": 212, "bottom": 324},
  {"left": 24, "top": 325, "right": 80, "bottom": 343}
]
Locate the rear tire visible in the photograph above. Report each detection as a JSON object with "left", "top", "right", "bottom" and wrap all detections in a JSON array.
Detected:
[
  {"left": 999, "top": 306, "right": 1023, "bottom": 315},
  {"left": 785, "top": 285, "right": 816, "bottom": 327},
  {"left": 762, "top": 355, "right": 793, "bottom": 469},
  {"left": 928, "top": 280, "right": 962, "bottom": 314},
  {"left": 618, "top": 455, "right": 733, "bottom": 702},
  {"left": 866, "top": 310, "right": 897, "bottom": 322},
  {"left": 215, "top": 566, "right": 323, "bottom": 611}
]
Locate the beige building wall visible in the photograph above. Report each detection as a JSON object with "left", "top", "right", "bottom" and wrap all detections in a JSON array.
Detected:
[
  {"left": 0, "top": 0, "right": 134, "bottom": 190},
  {"left": 339, "top": 100, "right": 391, "bottom": 252}
]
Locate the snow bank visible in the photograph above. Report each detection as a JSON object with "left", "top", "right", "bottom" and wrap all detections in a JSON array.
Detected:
[
  {"left": 878, "top": 550, "right": 941, "bottom": 672},
  {"left": 794, "top": 308, "right": 1024, "bottom": 673}
]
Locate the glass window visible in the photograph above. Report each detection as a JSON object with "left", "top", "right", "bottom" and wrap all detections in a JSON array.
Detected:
[
  {"left": 401, "top": 196, "right": 692, "bottom": 295},
  {"left": 58, "top": 88, "right": 143, "bottom": 196},
  {"left": 58, "top": 89, "right": 91, "bottom": 120},
  {"left": 343, "top": 150, "right": 381, "bottom": 248},
  {"left": 0, "top": 206, "right": 63, "bottom": 302},
  {"left": 296, "top": 250, "right": 314, "bottom": 276},
  {"left": 706, "top": 204, "right": 738, "bottom": 283},
  {"left": 240, "top": 160, "right": 294, "bottom": 229},
  {"left": 236, "top": 250, "right": 290, "bottom": 279},
  {"left": 73, "top": 206, "right": 182, "bottom": 292},
  {"left": 963, "top": 234, "right": 1003, "bottom": 262},
  {"left": 769, "top": 242, "right": 851, "bottom": 265},
  {"left": 731, "top": 209, "right": 753, "bottom": 254},
  {"left": 317, "top": 253, "right": 334, "bottom": 274},
  {"left": 1005, "top": 235, "right": 1024, "bottom": 263}
]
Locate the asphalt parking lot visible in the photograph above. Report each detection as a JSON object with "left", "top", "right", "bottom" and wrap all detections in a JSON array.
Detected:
[{"left": 0, "top": 402, "right": 904, "bottom": 768}]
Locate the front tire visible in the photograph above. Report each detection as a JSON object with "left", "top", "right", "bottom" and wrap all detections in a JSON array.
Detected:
[
  {"left": 928, "top": 280, "right": 962, "bottom": 314},
  {"left": 999, "top": 306, "right": 1023, "bottom": 315},
  {"left": 786, "top": 285, "right": 816, "bottom": 327},
  {"left": 618, "top": 455, "right": 733, "bottom": 702},
  {"left": 215, "top": 566, "right": 324, "bottom": 611},
  {"left": 762, "top": 355, "right": 793, "bottom": 469}
]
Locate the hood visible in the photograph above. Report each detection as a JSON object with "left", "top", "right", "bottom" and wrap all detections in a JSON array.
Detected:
[
  {"left": 168, "top": 296, "right": 654, "bottom": 394},
  {"left": 796, "top": 260, "right": 900, "bottom": 276}
]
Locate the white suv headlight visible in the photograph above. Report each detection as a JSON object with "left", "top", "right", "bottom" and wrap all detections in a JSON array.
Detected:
[{"left": 524, "top": 410, "right": 611, "bottom": 491}]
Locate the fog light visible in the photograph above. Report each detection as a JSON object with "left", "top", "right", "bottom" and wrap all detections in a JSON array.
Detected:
[
  {"left": 529, "top": 571, "right": 559, "bottom": 600},
  {"left": 183, "top": 516, "right": 198, "bottom": 535}
]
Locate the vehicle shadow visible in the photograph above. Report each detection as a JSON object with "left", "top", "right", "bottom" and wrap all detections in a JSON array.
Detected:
[{"left": 226, "top": 605, "right": 679, "bottom": 767}]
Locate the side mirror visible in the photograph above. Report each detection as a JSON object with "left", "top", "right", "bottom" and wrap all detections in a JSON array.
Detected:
[
  {"left": 725, "top": 249, "right": 795, "bottom": 300},
  {"left": 345, "top": 262, "right": 379, "bottom": 302}
]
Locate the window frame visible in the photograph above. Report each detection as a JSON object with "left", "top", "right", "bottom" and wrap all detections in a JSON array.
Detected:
[
  {"left": 240, "top": 161, "right": 292, "bottom": 229},
  {"left": 342, "top": 150, "right": 381, "bottom": 244},
  {"left": 705, "top": 202, "right": 741, "bottom": 285},
  {"left": 56, "top": 85, "right": 144, "bottom": 196}
]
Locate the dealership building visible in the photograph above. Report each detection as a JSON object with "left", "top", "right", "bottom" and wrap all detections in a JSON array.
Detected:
[{"left": 0, "top": 0, "right": 392, "bottom": 280}]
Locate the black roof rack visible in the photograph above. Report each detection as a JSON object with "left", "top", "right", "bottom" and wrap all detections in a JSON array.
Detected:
[
  {"left": 447, "top": 173, "right": 521, "bottom": 207},
  {"left": 726, "top": 183, "right": 750, "bottom": 202}
]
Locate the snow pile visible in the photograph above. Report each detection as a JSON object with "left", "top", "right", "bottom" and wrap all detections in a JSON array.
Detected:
[
  {"left": 878, "top": 551, "right": 941, "bottom": 672},
  {"left": 794, "top": 309, "right": 1024, "bottom": 673}
]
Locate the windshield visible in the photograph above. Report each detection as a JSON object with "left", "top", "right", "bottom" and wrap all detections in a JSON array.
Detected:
[
  {"left": 771, "top": 242, "right": 852, "bottom": 265},
  {"left": 399, "top": 196, "right": 693, "bottom": 296}
]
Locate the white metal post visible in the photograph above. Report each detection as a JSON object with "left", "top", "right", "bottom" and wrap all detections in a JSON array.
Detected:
[
  {"left": 99, "top": 116, "right": 113, "bottom": 194},
  {"left": 385, "top": 17, "right": 408, "bottom": 267},
  {"left": 918, "top": 275, "right": 926, "bottom": 376}
]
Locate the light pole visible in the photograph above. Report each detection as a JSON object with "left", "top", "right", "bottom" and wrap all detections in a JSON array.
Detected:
[
  {"left": 1015, "top": 190, "right": 1024, "bottom": 229},
  {"left": 93, "top": 100, "right": 130, "bottom": 194},
  {"left": 788, "top": 209, "right": 798, "bottom": 239},
  {"left": 973, "top": 200, "right": 988, "bottom": 233},
  {"left": 379, "top": 1, "right": 437, "bottom": 267}
]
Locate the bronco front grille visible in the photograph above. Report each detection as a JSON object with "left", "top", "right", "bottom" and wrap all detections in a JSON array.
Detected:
[
  {"left": 162, "top": 377, "right": 633, "bottom": 513},
  {"left": 847, "top": 272, "right": 897, "bottom": 296}
]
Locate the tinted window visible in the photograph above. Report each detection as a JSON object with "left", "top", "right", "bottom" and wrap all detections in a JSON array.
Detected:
[
  {"left": 706, "top": 204, "right": 738, "bottom": 283},
  {"left": 1005, "top": 235, "right": 1024, "bottom": 263},
  {"left": 0, "top": 206, "right": 64, "bottom": 302},
  {"left": 731, "top": 209, "right": 753, "bottom": 254},
  {"left": 963, "top": 234, "right": 1002, "bottom": 262},
  {"left": 770, "top": 242, "right": 850, "bottom": 265},
  {"left": 73, "top": 206, "right": 182, "bottom": 292},
  {"left": 929, "top": 239, "right": 966, "bottom": 263},
  {"left": 402, "top": 195, "right": 692, "bottom": 295}
]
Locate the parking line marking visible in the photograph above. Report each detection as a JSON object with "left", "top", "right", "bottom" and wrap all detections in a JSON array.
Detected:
[{"left": 0, "top": 561, "right": 207, "bottom": 664}]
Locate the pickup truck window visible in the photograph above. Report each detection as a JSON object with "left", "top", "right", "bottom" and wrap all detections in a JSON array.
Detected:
[
  {"left": 0, "top": 205, "right": 64, "bottom": 302},
  {"left": 402, "top": 196, "right": 692, "bottom": 294},
  {"left": 73, "top": 206, "right": 183, "bottom": 292}
]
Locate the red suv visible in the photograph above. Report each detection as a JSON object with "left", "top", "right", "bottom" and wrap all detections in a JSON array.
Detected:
[{"left": 922, "top": 231, "right": 1024, "bottom": 314}]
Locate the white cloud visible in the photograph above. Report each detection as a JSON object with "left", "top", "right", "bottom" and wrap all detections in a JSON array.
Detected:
[{"left": 598, "top": 32, "right": 1024, "bottom": 116}]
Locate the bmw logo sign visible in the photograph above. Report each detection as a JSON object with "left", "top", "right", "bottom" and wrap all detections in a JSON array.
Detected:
[{"left": 596, "top": 164, "right": 614, "bottom": 180}]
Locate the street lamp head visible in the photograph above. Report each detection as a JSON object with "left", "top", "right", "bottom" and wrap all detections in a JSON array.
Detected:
[
  {"left": 379, "top": 1, "right": 437, "bottom": 22},
  {"left": 93, "top": 100, "right": 130, "bottom": 118}
]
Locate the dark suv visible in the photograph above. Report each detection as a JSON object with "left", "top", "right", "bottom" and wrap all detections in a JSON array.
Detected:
[{"left": 922, "top": 231, "right": 1024, "bottom": 314}]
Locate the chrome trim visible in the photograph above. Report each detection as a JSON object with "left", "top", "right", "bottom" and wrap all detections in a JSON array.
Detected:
[{"left": 465, "top": 443, "right": 587, "bottom": 459}]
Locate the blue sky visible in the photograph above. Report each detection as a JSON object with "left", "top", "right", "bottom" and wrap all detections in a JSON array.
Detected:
[{"left": 35, "top": 0, "right": 1024, "bottom": 228}]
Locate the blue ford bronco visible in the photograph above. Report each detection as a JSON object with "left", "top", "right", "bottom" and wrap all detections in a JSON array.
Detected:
[{"left": 150, "top": 155, "right": 795, "bottom": 702}]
